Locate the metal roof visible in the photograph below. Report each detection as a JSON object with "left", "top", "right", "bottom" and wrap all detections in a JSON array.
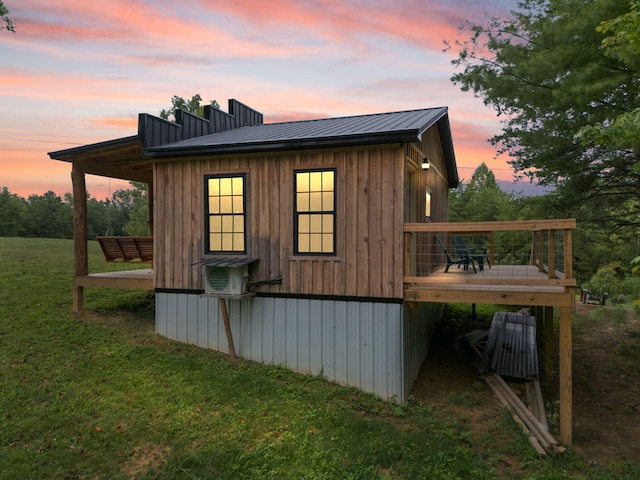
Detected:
[
  {"left": 48, "top": 103, "right": 458, "bottom": 187},
  {"left": 145, "top": 107, "right": 450, "bottom": 158}
]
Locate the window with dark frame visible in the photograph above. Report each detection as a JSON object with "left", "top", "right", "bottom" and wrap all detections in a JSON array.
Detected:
[
  {"left": 205, "top": 174, "right": 246, "bottom": 253},
  {"left": 294, "top": 169, "right": 336, "bottom": 255}
]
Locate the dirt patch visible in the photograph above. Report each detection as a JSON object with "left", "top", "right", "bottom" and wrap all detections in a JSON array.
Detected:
[
  {"left": 410, "top": 305, "right": 640, "bottom": 469},
  {"left": 122, "top": 444, "right": 170, "bottom": 479},
  {"left": 571, "top": 303, "right": 640, "bottom": 465}
]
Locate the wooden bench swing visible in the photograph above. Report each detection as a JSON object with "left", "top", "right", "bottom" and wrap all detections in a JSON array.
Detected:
[{"left": 97, "top": 236, "right": 153, "bottom": 263}]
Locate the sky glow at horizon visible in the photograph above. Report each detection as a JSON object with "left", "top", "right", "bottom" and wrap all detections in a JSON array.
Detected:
[{"left": 1, "top": 0, "right": 521, "bottom": 200}]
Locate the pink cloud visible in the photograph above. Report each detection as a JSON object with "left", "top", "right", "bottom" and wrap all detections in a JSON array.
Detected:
[{"left": 89, "top": 116, "right": 138, "bottom": 130}]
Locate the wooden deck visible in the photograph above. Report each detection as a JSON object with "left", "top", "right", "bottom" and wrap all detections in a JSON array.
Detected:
[
  {"left": 74, "top": 269, "right": 154, "bottom": 290},
  {"left": 405, "top": 264, "right": 575, "bottom": 307}
]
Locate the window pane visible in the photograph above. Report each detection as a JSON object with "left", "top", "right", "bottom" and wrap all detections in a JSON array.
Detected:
[
  {"left": 232, "top": 176, "right": 243, "bottom": 195},
  {"left": 322, "top": 171, "right": 334, "bottom": 191},
  {"left": 322, "top": 214, "right": 333, "bottom": 233},
  {"left": 210, "top": 234, "right": 221, "bottom": 251},
  {"left": 309, "top": 171, "right": 322, "bottom": 191},
  {"left": 220, "top": 177, "right": 232, "bottom": 195},
  {"left": 208, "top": 178, "right": 219, "bottom": 196},
  {"left": 322, "top": 192, "right": 333, "bottom": 211},
  {"left": 222, "top": 215, "right": 233, "bottom": 232},
  {"left": 310, "top": 214, "right": 322, "bottom": 233},
  {"left": 298, "top": 214, "right": 310, "bottom": 233},
  {"left": 222, "top": 233, "right": 233, "bottom": 251},
  {"left": 298, "top": 234, "right": 309, "bottom": 252},
  {"left": 232, "top": 196, "right": 243, "bottom": 213},
  {"left": 234, "top": 234, "right": 244, "bottom": 251},
  {"left": 209, "top": 216, "right": 222, "bottom": 233},
  {"left": 309, "top": 192, "right": 322, "bottom": 211},
  {"left": 322, "top": 234, "right": 333, "bottom": 253},
  {"left": 234, "top": 215, "right": 244, "bottom": 233},
  {"left": 220, "top": 196, "right": 232, "bottom": 213},
  {"left": 209, "top": 197, "right": 220, "bottom": 214},
  {"left": 297, "top": 193, "right": 309, "bottom": 212},
  {"left": 296, "top": 172, "right": 309, "bottom": 192},
  {"left": 309, "top": 233, "right": 322, "bottom": 252}
]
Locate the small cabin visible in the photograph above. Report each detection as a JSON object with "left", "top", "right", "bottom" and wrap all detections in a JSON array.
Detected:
[{"left": 50, "top": 99, "right": 458, "bottom": 403}]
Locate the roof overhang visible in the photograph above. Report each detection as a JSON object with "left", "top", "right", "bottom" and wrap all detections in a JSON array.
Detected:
[{"left": 48, "top": 135, "right": 153, "bottom": 184}]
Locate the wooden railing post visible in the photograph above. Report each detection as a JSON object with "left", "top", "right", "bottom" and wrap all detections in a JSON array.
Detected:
[
  {"left": 548, "top": 230, "right": 556, "bottom": 279},
  {"left": 403, "top": 232, "right": 412, "bottom": 278},
  {"left": 564, "top": 228, "right": 573, "bottom": 280}
]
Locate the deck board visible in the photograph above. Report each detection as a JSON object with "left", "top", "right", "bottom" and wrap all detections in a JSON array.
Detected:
[
  {"left": 405, "top": 264, "right": 574, "bottom": 307},
  {"left": 74, "top": 269, "right": 154, "bottom": 289}
]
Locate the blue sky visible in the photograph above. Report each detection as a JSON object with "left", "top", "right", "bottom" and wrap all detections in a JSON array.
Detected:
[{"left": 1, "top": 0, "right": 521, "bottom": 199}]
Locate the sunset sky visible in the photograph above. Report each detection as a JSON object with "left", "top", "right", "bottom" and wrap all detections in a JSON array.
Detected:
[{"left": 1, "top": 0, "right": 520, "bottom": 200}]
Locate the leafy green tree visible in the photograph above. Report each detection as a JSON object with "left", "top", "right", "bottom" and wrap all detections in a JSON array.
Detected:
[
  {"left": 449, "top": 163, "right": 514, "bottom": 222},
  {"left": 576, "top": 1, "right": 640, "bottom": 158},
  {"left": 122, "top": 182, "right": 149, "bottom": 236},
  {"left": 24, "top": 191, "right": 72, "bottom": 238},
  {"left": 0, "top": 1, "right": 15, "bottom": 32},
  {"left": 0, "top": 187, "right": 27, "bottom": 236},
  {"left": 160, "top": 94, "right": 219, "bottom": 121},
  {"left": 447, "top": 0, "right": 640, "bottom": 229}
]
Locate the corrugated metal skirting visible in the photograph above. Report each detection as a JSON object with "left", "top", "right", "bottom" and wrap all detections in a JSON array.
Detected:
[
  {"left": 481, "top": 311, "right": 539, "bottom": 379},
  {"left": 156, "top": 293, "right": 440, "bottom": 402}
]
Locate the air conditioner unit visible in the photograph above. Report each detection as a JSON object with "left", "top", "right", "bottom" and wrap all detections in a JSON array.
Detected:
[{"left": 203, "top": 265, "right": 248, "bottom": 296}]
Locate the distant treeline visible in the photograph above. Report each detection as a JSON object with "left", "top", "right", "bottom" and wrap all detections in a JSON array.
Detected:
[{"left": 0, "top": 184, "right": 148, "bottom": 239}]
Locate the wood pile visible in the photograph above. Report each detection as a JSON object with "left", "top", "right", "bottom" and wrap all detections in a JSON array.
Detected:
[{"left": 459, "top": 323, "right": 565, "bottom": 455}]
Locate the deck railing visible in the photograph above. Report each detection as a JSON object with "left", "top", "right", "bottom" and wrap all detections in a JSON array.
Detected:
[{"left": 403, "top": 219, "right": 576, "bottom": 286}]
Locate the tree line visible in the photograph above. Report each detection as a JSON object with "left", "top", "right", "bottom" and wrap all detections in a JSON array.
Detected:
[{"left": 0, "top": 183, "right": 148, "bottom": 240}]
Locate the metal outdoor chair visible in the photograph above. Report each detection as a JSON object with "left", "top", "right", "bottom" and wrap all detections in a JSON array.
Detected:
[
  {"left": 434, "top": 235, "right": 476, "bottom": 273},
  {"left": 452, "top": 235, "right": 491, "bottom": 272}
]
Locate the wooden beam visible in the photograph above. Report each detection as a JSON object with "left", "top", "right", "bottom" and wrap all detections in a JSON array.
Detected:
[
  {"left": 74, "top": 275, "right": 153, "bottom": 290},
  {"left": 544, "top": 305, "right": 554, "bottom": 382},
  {"left": 405, "top": 219, "right": 576, "bottom": 232},
  {"left": 405, "top": 276, "right": 576, "bottom": 287},
  {"left": 71, "top": 167, "right": 88, "bottom": 313},
  {"left": 219, "top": 298, "right": 237, "bottom": 359},
  {"left": 404, "top": 286, "right": 574, "bottom": 307},
  {"left": 559, "top": 304, "right": 573, "bottom": 445}
]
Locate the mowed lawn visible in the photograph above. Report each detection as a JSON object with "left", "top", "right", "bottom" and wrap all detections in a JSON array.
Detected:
[{"left": 0, "top": 237, "right": 634, "bottom": 479}]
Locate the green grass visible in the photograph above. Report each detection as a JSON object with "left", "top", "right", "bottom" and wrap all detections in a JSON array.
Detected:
[{"left": 0, "top": 237, "right": 635, "bottom": 479}]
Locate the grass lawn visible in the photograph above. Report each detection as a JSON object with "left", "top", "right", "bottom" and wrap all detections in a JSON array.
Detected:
[{"left": 0, "top": 237, "right": 637, "bottom": 479}]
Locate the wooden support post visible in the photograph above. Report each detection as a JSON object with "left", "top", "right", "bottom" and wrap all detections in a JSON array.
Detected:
[
  {"left": 403, "top": 232, "right": 412, "bottom": 277},
  {"left": 543, "top": 305, "right": 554, "bottom": 382},
  {"left": 71, "top": 167, "right": 88, "bottom": 313},
  {"left": 147, "top": 182, "right": 154, "bottom": 237},
  {"left": 558, "top": 304, "right": 572, "bottom": 445},
  {"left": 218, "top": 298, "right": 237, "bottom": 359}
]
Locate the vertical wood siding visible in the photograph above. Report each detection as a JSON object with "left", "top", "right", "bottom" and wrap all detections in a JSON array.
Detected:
[
  {"left": 156, "top": 293, "right": 418, "bottom": 401},
  {"left": 154, "top": 143, "right": 420, "bottom": 298}
]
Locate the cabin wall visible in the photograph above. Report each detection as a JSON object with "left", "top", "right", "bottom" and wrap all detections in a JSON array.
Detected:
[
  {"left": 404, "top": 128, "right": 452, "bottom": 276},
  {"left": 153, "top": 145, "right": 407, "bottom": 298}
]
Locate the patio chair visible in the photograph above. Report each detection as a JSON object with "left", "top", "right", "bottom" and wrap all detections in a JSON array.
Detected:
[
  {"left": 434, "top": 235, "right": 476, "bottom": 273},
  {"left": 452, "top": 235, "right": 491, "bottom": 272}
]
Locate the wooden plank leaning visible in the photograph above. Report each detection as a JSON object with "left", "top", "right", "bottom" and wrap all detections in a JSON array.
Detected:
[{"left": 485, "top": 374, "right": 565, "bottom": 454}]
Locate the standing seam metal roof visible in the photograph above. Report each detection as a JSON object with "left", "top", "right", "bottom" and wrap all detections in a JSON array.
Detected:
[{"left": 145, "top": 107, "right": 449, "bottom": 156}]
